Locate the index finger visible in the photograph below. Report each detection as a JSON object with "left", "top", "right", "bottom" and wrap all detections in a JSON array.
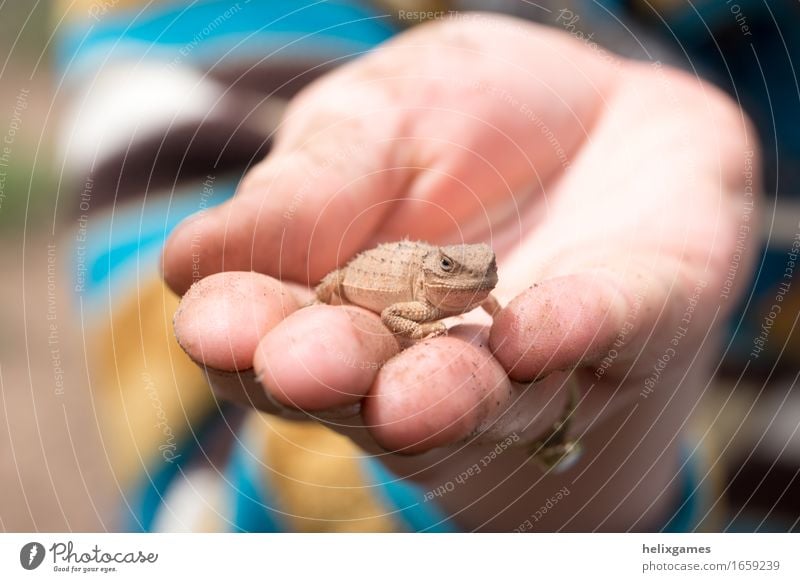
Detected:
[{"left": 173, "top": 271, "right": 302, "bottom": 372}]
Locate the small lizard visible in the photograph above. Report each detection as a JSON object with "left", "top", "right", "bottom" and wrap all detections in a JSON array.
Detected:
[{"left": 314, "top": 240, "right": 498, "bottom": 339}]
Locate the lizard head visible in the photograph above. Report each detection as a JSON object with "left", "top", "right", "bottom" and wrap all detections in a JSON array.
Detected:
[{"left": 422, "top": 243, "right": 498, "bottom": 313}]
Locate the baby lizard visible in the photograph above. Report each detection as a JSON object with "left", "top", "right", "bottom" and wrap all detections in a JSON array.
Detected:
[{"left": 314, "top": 241, "right": 498, "bottom": 339}]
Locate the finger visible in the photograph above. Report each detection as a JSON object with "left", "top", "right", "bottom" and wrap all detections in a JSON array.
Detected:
[
  {"left": 253, "top": 304, "right": 400, "bottom": 411},
  {"left": 489, "top": 270, "right": 653, "bottom": 382},
  {"left": 360, "top": 325, "right": 569, "bottom": 455},
  {"left": 200, "top": 366, "right": 300, "bottom": 416},
  {"left": 173, "top": 271, "right": 301, "bottom": 372},
  {"left": 201, "top": 365, "right": 363, "bottom": 421},
  {"left": 162, "top": 154, "right": 398, "bottom": 296},
  {"left": 161, "top": 79, "right": 411, "bottom": 296}
]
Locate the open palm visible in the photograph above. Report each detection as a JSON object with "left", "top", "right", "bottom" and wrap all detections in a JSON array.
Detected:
[{"left": 162, "top": 14, "right": 756, "bottom": 527}]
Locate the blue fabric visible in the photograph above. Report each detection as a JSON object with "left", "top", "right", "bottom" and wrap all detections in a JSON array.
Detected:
[
  {"left": 58, "top": 0, "right": 396, "bottom": 76},
  {"left": 361, "top": 457, "right": 459, "bottom": 532},
  {"left": 125, "top": 403, "right": 234, "bottom": 532},
  {"left": 661, "top": 445, "right": 704, "bottom": 533},
  {"left": 225, "top": 429, "right": 285, "bottom": 532},
  {"left": 74, "top": 180, "right": 236, "bottom": 310},
  {"left": 125, "top": 403, "right": 286, "bottom": 532},
  {"left": 130, "top": 432, "right": 710, "bottom": 532}
]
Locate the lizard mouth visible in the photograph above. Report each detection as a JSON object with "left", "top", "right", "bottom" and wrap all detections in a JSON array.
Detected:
[
  {"left": 428, "top": 276, "right": 497, "bottom": 292},
  {"left": 427, "top": 276, "right": 498, "bottom": 310}
]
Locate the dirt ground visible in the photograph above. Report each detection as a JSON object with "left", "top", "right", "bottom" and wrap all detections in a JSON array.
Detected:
[
  {"left": 0, "top": 231, "right": 115, "bottom": 531},
  {"left": 1, "top": 3, "right": 120, "bottom": 527}
]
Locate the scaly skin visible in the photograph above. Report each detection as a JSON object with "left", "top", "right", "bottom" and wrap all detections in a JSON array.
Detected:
[{"left": 315, "top": 241, "right": 498, "bottom": 339}]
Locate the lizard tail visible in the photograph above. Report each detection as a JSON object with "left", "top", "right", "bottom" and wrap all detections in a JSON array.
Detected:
[{"left": 313, "top": 269, "right": 343, "bottom": 305}]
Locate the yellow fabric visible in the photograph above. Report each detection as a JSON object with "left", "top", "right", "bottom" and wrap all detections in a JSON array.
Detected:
[
  {"left": 686, "top": 416, "right": 727, "bottom": 532},
  {"left": 93, "top": 277, "right": 397, "bottom": 530},
  {"left": 772, "top": 287, "right": 800, "bottom": 356},
  {"left": 92, "top": 279, "right": 214, "bottom": 488},
  {"left": 258, "top": 415, "right": 398, "bottom": 532},
  {"left": 54, "top": 0, "right": 174, "bottom": 25}
]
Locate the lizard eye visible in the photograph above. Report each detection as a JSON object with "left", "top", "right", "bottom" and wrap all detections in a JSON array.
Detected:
[{"left": 440, "top": 257, "right": 453, "bottom": 271}]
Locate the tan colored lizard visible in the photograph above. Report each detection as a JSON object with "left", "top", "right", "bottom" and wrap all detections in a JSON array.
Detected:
[{"left": 314, "top": 240, "right": 498, "bottom": 339}]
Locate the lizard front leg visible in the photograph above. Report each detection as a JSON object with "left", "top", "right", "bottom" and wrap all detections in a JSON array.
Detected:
[{"left": 381, "top": 302, "right": 447, "bottom": 340}]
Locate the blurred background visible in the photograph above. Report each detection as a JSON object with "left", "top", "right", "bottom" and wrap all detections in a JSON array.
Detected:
[
  {"left": 0, "top": 0, "right": 798, "bottom": 532},
  {"left": 0, "top": 0, "right": 115, "bottom": 531}
]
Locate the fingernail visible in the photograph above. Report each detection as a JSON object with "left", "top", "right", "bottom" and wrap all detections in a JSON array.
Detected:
[
  {"left": 204, "top": 366, "right": 290, "bottom": 415},
  {"left": 309, "top": 402, "right": 362, "bottom": 421}
]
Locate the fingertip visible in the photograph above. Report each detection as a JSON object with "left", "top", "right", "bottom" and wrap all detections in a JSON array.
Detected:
[
  {"left": 254, "top": 305, "right": 399, "bottom": 411},
  {"left": 174, "top": 271, "right": 300, "bottom": 371},
  {"left": 202, "top": 366, "right": 286, "bottom": 414},
  {"left": 489, "top": 274, "right": 629, "bottom": 381},
  {"left": 363, "top": 336, "right": 511, "bottom": 454}
]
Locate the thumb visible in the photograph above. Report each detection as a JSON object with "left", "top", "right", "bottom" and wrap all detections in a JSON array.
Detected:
[
  {"left": 162, "top": 103, "right": 405, "bottom": 296},
  {"left": 489, "top": 268, "right": 669, "bottom": 382}
]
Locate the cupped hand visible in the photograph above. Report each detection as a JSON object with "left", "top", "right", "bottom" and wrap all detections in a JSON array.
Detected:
[{"left": 162, "top": 14, "right": 757, "bottom": 473}]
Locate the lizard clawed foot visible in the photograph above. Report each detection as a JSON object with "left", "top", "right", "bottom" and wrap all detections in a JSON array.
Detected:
[{"left": 410, "top": 322, "right": 447, "bottom": 340}]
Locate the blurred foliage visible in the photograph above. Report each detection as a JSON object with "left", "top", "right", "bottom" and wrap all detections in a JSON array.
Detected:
[
  {"left": 0, "top": 0, "right": 55, "bottom": 231},
  {"left": 0, "top": 0, "right": 52, "bottom": 66},
  {"left": 0, "top": 156, "right": 57, "bottom": 230}
]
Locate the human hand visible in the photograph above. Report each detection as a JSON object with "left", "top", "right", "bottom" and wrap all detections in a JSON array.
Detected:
[{"left": 162, "top": 13, "right": 758, "bottom": 523}]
